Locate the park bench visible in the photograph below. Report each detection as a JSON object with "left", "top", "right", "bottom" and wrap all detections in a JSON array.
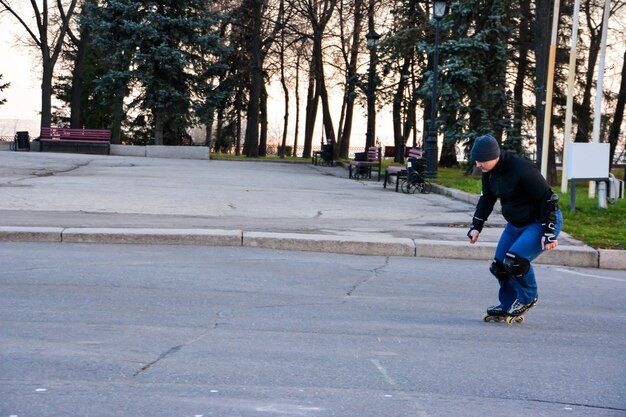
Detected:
[
  {"left": 349, "top": 146, "right": 382, "bottom": 180},
  {"left": 39, "top": 127, "right": 111, "bottom": 155},
  {"left": 383, "top": 148, "right": 424, "bottom": 192}
]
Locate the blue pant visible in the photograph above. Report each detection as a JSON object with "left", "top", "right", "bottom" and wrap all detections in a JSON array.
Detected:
[{"left": 493, "top": 210, "right": 563, "bottom": 309}]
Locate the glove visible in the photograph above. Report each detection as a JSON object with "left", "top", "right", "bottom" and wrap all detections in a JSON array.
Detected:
[
  {"left": 467, "top": 216, "right": 485, "bottom": 240},
  {"left": 543, "top": 232, "right": 557, "bottom": 245},
  {"left": 542, "top": 222, "right": 557, "bottom": 246}
]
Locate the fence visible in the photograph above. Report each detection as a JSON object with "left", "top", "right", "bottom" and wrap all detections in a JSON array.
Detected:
[{"left": 223, "top": 144, "right": 373, "bottom": 158}]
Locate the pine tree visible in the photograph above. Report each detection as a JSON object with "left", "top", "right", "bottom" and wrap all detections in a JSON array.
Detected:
[{"left": 86, "top": 0, "right": 229, "bottom": 145}]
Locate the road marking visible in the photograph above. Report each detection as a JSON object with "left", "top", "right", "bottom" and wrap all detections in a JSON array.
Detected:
[
  {"left": 370, "top": 359, "right": 396, "bottom": 386},
  {"left": 555, "top": 268, "right": 626, "bottom": 283}
]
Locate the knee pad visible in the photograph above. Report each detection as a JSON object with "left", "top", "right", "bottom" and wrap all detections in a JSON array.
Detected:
[
  {"left": 503, "top": 252, "right": 530, "bottom": 277},
  {"left": 489, "top": 259, "right": 510, "bottom": 280}
]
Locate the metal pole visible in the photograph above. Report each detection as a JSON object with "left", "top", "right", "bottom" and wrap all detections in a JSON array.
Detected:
[
  {"left": 424, "top": 19, "right": 440, "bottom": 178},
  {"left": 591, "top": 0, "right": 611, "bottom": 206},
  {"left": 366, "top": 47, "right": 377, "bottom": 149},
  {"left": 560, "top": 0, "right": 582, "bottom": 194},
  {"left": 365, "top": 1, "right": 378, "bottom": 150}
]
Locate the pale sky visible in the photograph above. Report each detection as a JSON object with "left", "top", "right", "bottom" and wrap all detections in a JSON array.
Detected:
[{"left": 0, "top": 12, "right": 41, "bottom": 137}]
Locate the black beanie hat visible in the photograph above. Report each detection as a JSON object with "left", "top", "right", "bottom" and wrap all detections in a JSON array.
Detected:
[{"left": 471, "top": 135, "right": 501, "bottom": 162}]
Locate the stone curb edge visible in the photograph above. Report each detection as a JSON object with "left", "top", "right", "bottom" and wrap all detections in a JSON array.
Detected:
[{"left": 0, "top": 226, "right": 623, "bottom": 270}]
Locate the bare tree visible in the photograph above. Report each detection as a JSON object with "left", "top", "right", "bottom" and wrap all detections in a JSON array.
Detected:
[
  {"left": 0, "top": 74, "right": 9, "bottom": 106},
  {"left": 290, "top": 0, "right": 339, "bottom": 158},
  {"left": 533, "top": 0, "right": 558, "bottom": 184},
  {"left": 0, "top": 0, "right": 78, "bottom": 128},
  {"left": 335, "top": 0, "right": 365, "bottom": 159},
  {"left": 608, "top": 49, "right": 625, "bottom": 175},
  {"left": 242, "top": 0, "right": 286, "bottom": 156},
  {"left": 241, "top": 0, "right": 264, "bottom": 156},
  {"left": 574, "top": 0, "right": 624, "bottom": 143}
]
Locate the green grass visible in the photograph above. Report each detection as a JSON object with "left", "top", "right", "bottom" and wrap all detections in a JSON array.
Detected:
[{"left": 431, "top": 167, "right": 626, "bottom": 250}]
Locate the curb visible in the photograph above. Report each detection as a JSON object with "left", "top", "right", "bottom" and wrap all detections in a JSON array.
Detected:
[
  {"left": 1, "top": 226, "right": 623, "bottom": 270},
  {"left": 244, "top": 232, "right": 415, "bottom": 257}
]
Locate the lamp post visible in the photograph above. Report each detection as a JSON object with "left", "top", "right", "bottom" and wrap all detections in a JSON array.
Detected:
[
  {"left": 365, "top": 28, "right": 381, "bottom": 150},
  {"left": 424, "top": 0, "right": 447, "bottom": 178}
]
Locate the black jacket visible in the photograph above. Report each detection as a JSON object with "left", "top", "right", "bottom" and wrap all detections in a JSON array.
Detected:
[{"left": 471, "top": 151, "right": 557, "bottom": 234}]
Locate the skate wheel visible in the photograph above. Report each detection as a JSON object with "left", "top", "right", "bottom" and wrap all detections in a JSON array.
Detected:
[
  {"left": 505, "top": 315, "right": 524, "bottom": 325},
  {"left": 483, "top": 314, "right": 505, "bottom": 323}
]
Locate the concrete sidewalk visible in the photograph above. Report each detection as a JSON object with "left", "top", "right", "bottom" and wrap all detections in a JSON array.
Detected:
[{"left": 0, "top": 151, "right": 623, "bottom": 269}]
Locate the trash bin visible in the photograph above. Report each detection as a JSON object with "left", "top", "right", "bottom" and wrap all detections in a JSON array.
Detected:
[
  {"left": 354, "top": 151, "right": 368, "bottom": 176},
  {"left": 608, "top": 173, "right": 625, "bottom": 203},
  {"left": 15, "top": 131, "right": 30, "bottom": 151},
  {"left": 321, "top": 144, "right": 334, "bottom": 165}
]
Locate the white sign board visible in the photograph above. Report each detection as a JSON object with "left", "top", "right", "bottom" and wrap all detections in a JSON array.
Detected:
[{"left": 566, "top": 143, "right": 610, "bottom": 179}]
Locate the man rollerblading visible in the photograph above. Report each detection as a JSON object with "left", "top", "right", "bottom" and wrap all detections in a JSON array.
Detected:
[{"left": 466, "top": 135, "right": 562, "bottom": 325}]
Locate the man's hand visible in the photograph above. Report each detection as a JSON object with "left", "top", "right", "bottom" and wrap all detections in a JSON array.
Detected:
[
  {"left": 468, "top": 229, "right": 480, "bottom": 244},
  {"left": 542, "top": 233, "right": 558, "bottom": 250}
]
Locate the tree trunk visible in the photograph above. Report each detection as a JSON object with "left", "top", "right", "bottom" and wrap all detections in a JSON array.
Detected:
[
  {"left": 235, "top": 88, "right": 243, "bottom": 155},
  {"left": 338, "top": 93, "right": 355, "bottom": 159},
  {"left": 216, "top": 107, "right": 224, "bottom": 152},
  {"left": 303, "top": 58, "right": 318, "bottom": 159},
  {"left": 279, "top": 13, "right": 289, "bottom": 158},
  {"left": 393, "top": 57, "right": 412, "bottom": 163},
  {"left": 608, "top": 50, "right": 626, "bottom": 171},
  {"left": 110, "top": 84, "right": 125, "bottom": 144},
  {"left": 533, "top": 0, "right": 556, "bottom": 184},
  {"left": 439, "top": 109, "right": 458, "bottom": 167},
  {"left": 243, "top": 0, "right": 262, "bottom": 157},
  {"left": 280, "top": 74, "right": 290, "bottom": 158},
  {"left": 40, "top": 52, "right": 54, "bottom": 128},
  {"left": 154, "top": 110, "right": 165, "bottom": 145},
  {"left": 259, "top": 83, "right": 268, "bottom": 156},
  {"left": 205, "top": 117, "right": 212, "bottom": 147},
  {"left": 293, "top": 49, "right": 301, "bottom": 157},
  {"left": 315, "top": 30, "right": 336, "bottom": 149},
  {"left": 68, "top": 1, "right": 95, "bottom": 129},
  {"left": 69, "top": 28, "right": 88, "bottom": 128}
]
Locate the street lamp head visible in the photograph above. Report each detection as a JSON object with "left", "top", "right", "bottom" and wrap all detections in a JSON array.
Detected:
[
  {"left": 433, "top": 0, "right": 447, "bottom": 19},
  {"left": 365, "top": 29, "right": 381, "bottom": 48}
]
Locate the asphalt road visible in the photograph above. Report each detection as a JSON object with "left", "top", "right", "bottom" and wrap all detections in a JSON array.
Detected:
[{"left": 1, "top": 243, "right": 625, "bottom": 417}]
